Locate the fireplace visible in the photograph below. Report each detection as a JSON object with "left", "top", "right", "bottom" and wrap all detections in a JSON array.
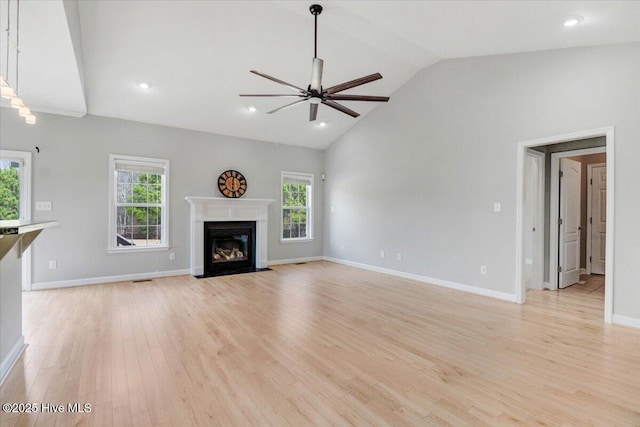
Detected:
[
  {"left": 185, "top": 197, "right": 275, "bottom": 276},
  {"left": 204, "top": 221, "right": 256, "bottom": 276}
]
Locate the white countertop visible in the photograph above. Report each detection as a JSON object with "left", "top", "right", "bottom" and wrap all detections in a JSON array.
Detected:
[{"left": 0, "top": 220, "right": 59, "bottom": 235}]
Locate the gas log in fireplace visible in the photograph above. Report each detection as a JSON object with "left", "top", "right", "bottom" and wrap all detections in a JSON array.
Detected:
[{"left": 204, "top": 221, "right": 256, "bottom": 277}]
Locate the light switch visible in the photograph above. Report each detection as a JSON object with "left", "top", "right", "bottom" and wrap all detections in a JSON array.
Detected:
[{"left": 493, "top": 202, "right": 501, "bottom": 213}]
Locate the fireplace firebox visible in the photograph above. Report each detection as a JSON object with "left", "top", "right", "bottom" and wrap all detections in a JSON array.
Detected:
[{"left": 204, "top": 221, "right": 256, "bottom": 277}]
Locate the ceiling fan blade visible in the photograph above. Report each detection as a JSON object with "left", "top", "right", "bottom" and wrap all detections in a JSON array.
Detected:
[
  {"left": 321, "top": 99, "right": 360, "bottom": 118},
  {"left": 267, "top": 98, "right": 309, "bottom": 114},
  {"left": 310, "top": 104, "right": 318, "bottom": 121},
  {"left": 250, "top": 70, "right": 307, "bottom": 94},
  {"left": 324, "top": 73, "right": 383, "bottom": 95},
  {"left": 328, "top": 94, "right": 390, "bottom": 102},
  {"left": 310, "top": 58, "right": 324, "bottom": 92},
  {"left": 239, "top": 94, "right": 306, "bottom": 97}
]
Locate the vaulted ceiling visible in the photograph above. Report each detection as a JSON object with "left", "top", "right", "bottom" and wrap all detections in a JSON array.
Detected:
[{"left": 1, "top": 1, "right": 639, "bottom": 149}]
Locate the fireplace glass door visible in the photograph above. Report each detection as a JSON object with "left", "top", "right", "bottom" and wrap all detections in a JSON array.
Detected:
[{"left": 204, "top": 221, "right": 256, "bottom": 276}]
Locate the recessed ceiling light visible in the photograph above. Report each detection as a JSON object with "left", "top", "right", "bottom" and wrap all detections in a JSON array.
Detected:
[
  {"left": 319, "top": 122, "right": 327, "bottom": 127},
  {"left": 138, "top": 82, "right": 152, "bottom": 89},
  {"left": 562, "top": 15, "right": 584, "bottom": 27},
  {"left": 248, "top": 106, "right": 257, "bottom": 113}
]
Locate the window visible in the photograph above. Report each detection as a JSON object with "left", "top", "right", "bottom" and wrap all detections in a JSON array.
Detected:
[
  {"left": 0, "top": 158, "right": 22, "bottom": 220},
  {"left": 281, "top": 171, "right": 313, "bottom": 242},
  {"left": 109, "top": 155, "right": 169, "bottom": 252}
]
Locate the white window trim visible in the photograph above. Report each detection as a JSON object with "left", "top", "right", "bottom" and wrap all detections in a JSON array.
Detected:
[
  {"left": 108, "top": 154, "right": 170, "bottom": 253},
  {"left": 280, "top": 171, "right": 314, "bottom": 243},
  {"left": 0, "top": 149, "right": 32, "bottom": 290}
]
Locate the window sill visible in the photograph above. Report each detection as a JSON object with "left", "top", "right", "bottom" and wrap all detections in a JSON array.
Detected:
[
  {"left": 108, "top": 246, "right": 170, "bottom": 254},
  {"left": 280, "top": 238, "right": 314, "bottom": 244}
]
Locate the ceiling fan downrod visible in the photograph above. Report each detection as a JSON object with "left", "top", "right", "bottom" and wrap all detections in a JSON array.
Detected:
[{"left": 310, "top": 4, "right": 323, "bottom": 59}]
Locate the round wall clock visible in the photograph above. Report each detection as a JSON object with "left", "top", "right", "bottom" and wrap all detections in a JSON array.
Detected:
[{"left": 217, "top": 170, "right": 247, "bottom": 198}]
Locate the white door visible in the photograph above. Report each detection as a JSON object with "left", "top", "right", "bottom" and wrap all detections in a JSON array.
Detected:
[
  {"left": 523, "top": 152, "right": 542, "bottom": 289},
  {"left": 559, "top": 158, "right": 581, "bottom": 288},
  {"left": 589, "top": 165, "right": 607, "bottom": 274}
]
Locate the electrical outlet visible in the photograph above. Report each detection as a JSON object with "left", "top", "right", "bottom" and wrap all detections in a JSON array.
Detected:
[
  {"left": 169, "top": 253, "right": 175, "bottom": 261},
  {"left": 396, "top": 253, "right": 402, "bottom": 261},
  {"left": 380, "top": 250, "right": 385, "bottom": 259},
  {"left": 36, "top": 201, "right": 52, "bottom": 211},
  {"left": 480, "top": 265, "right": 487, "bottom": 275},
  {"left": 493, "top": 202, "right": 501, "bottom": 212},
  {"left": 330, "top": 206, "right": 335, "bottom": 213},
  {"left": 49, "top": 260, "right": 57, "bottom": 269}
]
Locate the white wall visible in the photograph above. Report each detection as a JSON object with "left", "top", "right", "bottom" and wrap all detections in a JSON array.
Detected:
[
  {"left": 0, "top": 112, "right": 324, "bottom": 285},
  {"left": 324, "top": 43, "right": 640, "bottom": 321}
]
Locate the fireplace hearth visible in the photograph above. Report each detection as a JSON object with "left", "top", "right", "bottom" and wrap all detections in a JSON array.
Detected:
[{"left": 203, "top": 221, "right": 257, "bottom": 277}]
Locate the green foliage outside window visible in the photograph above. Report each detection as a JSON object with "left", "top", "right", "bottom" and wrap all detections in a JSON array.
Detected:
[
  {"left": 116, "top": 172, "right": 162, "bottom": 244},
  {"left": 0, "top": 163, "right": 20, "bottom": 220},
  {"left": 282, "top": 183, "right": 309, "bottom": 239}
]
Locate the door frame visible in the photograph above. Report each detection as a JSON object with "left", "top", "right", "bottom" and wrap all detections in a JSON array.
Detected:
[
  {"left": 550, "top": 149, "right": 604, "bottom": 290},
  {"left": 0, "top": 149, "right": 32, "bottom": 291},
  {"left": 586, "top": 162, "right": 607, "bottom": 275},
  {"left": 515, "top": 127, "right": 614, "bottom": 324},
  {"left": 524, "top": 149, "right": 545, "bottom": 290}
]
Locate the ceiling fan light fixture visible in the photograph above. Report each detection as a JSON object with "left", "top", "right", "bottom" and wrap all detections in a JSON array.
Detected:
[
  {"left": 138, "top": 82, "right": 152, "bottom": 89},
  {"left": 248, "top": 106, "right": 257, "bottom": 112},
  {"left": 319, "top": 121, "right": 327, "bottom": 127},
  {"left": 562, "top": 15, "right": 584, "bottom": 27}
]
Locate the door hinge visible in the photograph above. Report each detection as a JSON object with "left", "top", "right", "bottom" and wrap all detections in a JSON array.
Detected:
[
  {"left": 590, "top": 217, "right": 592, "bottom": 225},
  {"left": 590, "top": 256, "right": 592, "bottom": 263},
  {"left": 559, "top": 171, "right": 564, "bottom": 178},
  {"left": 590, "top": 178, "right": 593, "bottom": 185},
  {"left": 558, "top": 218, "right": 563, "bottom": 225},
  {"left": 558, "top": 266, "right": 562, "bottom": 273}
]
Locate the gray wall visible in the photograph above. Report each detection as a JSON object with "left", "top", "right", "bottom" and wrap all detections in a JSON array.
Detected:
[
  {"left": 324, "top": 43, "right": 640, "bottom": 320},
  {"left": 0, "top": 112, "right": 324, "bottom": 284},
  {"left": 1, "top": 245, "right": 22, "bottom": 372}
]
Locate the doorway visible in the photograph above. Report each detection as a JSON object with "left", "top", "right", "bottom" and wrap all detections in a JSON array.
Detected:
[
  {"left": 0, "top": 149, "right": 32, "bottom": 291},
  {"left": 555, "top": 152, "right": 607, "bottom": 296},
  {"left": 550, "top": 148, "right": 607, "bottom": 291},
  {"left": 515, "top": 127, "right": 614, "bottom": 323}
]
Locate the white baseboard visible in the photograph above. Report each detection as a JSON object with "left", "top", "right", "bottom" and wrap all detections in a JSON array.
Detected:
[
  {"left": 0, "top": 336, "right": 26, "bottom": 386},
  {"left": 612, "top": 315, "right": 640, "bottom": 329},
  {"left": 268, "top": 256, "right": 324, "bottom": 266},
  {"left": 323, "top": 257, "right": 517, "bottom": 303},
  {"left": 31, "top": 269, "right": 191, "bottom": 291}
]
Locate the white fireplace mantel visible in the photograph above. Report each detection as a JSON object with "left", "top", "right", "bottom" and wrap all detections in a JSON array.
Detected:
[{"left": 185, "top": 197, "right": 275, "bottom": 276}]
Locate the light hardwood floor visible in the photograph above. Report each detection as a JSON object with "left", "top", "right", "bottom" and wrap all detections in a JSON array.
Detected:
[{"left": 1, "top": 261, "right": 639, "bottom": 426}]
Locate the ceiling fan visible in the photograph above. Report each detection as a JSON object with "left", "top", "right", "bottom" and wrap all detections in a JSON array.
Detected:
[{"left": 240, "top": 4, "right": 390, "bottom": 121}]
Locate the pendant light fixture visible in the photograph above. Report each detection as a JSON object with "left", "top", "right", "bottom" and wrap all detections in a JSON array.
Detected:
[{"left": 3, "top": 0, "right": 36, "bottom": 125}]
